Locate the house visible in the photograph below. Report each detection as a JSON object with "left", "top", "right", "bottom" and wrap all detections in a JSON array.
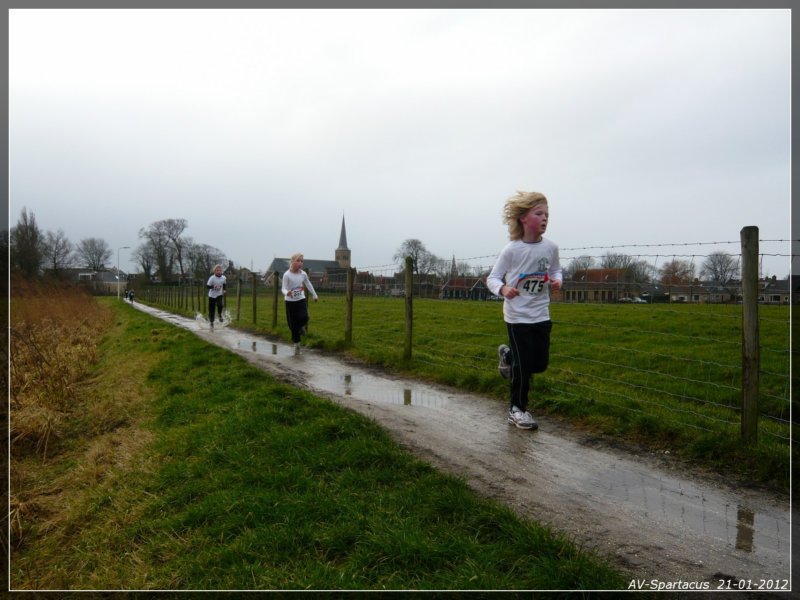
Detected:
[
  {"left": 644, "top": 280, "right": 739, "bottom": 304},
  {"left": 224, "top": 261, "right": 256, "bottom": 285},
  {"left": 698, "top": 283, "right": 738, "bottom": 304},
  {"left": 440, "top": 276, "right": 489, "bottom": 300},
  {"left": 61, "top": 267, "right": 129, "bottom": 295},
  {"left": 369, "top": 273, "right": 401, "bottom": 296},
  {"left": 759, "top": 276, "right": 790, "bottom": 304},
  {"left": 660, "top": 281, "right": 710, "bottom": 303},
  {"left": 222, "top": 260, "right": 237, "bottom": 279},
  {"left": 265, "top": 216, "right": 352, "bottom": 291},
  {"left": 563, "top": 268, "right": 642, "bottom": 303}
]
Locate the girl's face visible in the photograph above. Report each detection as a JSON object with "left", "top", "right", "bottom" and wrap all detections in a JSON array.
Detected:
[
  {"left": 214, "top": 266, "right": 222, "bottom": 276},
  {"left": 291, "top": 256, "right": 304, "bottom": 272},
  {"left": 519, "top": 204, "right": 549, "bottom": 240}
]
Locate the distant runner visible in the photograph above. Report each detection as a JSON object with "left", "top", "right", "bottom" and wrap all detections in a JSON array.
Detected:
[
  {"left": 206, "top": 264, "right": 227, "bottom": 330},
  {"left": 281, "top": 253, "right": 318, "bottom": 355}
]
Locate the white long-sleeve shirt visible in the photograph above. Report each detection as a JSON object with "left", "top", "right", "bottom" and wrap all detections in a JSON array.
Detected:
[
  {"left": 486, "top": 238, "right": 562, "bottom": 324},
  {"left": 206, "top": 274, "right": 227, "bottom": 298},
  {"left": 281, "top": 269, "right": 318, "bottom": 302}
]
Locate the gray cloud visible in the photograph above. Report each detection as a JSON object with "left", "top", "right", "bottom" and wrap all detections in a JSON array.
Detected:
[{"left": 10, "top": 8, "right": 791, "bottom": 277}]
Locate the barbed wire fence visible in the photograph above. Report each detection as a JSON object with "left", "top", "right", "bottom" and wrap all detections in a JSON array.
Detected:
[
  {"left": 317, "top": 238, "right": 792, "bottom": 446},
  {"left": 140, "top": 237, "right": 794, "bottom": 448}
]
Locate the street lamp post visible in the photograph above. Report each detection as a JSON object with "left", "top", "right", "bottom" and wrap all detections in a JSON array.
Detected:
[{"left": 117, "top": 246, "right": 131, "bottom": 299}]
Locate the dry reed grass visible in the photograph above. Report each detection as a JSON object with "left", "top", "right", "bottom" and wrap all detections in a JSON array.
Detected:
[
  {"left": 10, "top": 279, "right": 115, "bottom": 548},
  {"left": 10, "top": 279, "right": 107, "bottom": 457}
]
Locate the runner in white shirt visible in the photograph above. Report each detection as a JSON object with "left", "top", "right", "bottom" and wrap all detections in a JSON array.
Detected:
[
  {"left": 487, "top": 191, "right": 562, "bottom": 430},
  {"left": 281, "top": 253, "right": 319, "bottom": 354},
  {"left": 206, "top": 264, "right": 227, "bottom": 330}
]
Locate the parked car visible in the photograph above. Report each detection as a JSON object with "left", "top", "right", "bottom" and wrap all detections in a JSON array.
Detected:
[{"left": 632, "top": 297, "right": 648, "bottom": 303}]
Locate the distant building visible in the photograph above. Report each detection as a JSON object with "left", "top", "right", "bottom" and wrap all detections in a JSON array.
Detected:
[
  {"left": 440, "top": 276, "right": 489, "bottom": 300},
  {"left": 57, "top": 267, "right": 130, "bottom": 295},
  {"left": 563, "top": 268, "right": 638, "bottom": 303},
  {"left": 760, "top": 276, "right": 790, "bottom": 304},
  {"left": 265, "top": 216, "right": 352, "bottom": 290}
]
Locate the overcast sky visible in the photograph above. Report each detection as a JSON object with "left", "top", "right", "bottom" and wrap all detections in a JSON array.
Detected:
[{"left": 9, "top": 8, "right": 792, "bottom": 278}]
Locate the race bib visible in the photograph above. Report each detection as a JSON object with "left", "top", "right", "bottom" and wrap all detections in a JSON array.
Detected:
[
  {"left": 290, "top": 287, "right": 304, "bottom": 299},
  {"left": 516, "top": 272, "right": 549, "bottom": 295}
]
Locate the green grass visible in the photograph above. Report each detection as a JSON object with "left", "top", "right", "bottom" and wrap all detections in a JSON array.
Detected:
[
  {"left": 11, "top": 299, "right": 626, "bottom": 591},
  {"left": 144, "top": 289, "right": 791, "bottom": 491}
]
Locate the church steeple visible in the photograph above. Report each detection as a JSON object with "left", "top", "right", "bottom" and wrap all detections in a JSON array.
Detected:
[
  {"left": 335, "top": 215, "right": 351, "bottom": 269},
  {"left": 337, "top": 215, "right": 348, "bottom": 250}
]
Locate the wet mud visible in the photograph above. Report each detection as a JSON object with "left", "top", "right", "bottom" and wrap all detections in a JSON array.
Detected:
[{"left": 136, "top": 302, "right": 792, "bottom": 590}]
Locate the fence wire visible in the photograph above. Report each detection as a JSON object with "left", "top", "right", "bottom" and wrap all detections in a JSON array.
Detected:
[{"left": 142, "top": 238, "right": 793, "bottom": 447}]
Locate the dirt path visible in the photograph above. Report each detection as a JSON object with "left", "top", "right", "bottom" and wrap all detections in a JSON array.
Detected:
[{"left": 138, "top": 303, "right": 793, "bottom": 593}]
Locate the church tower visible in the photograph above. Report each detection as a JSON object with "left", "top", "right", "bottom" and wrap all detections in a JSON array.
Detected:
[{"left": 335, "top": 215, "right": 351, "bottom": 269}]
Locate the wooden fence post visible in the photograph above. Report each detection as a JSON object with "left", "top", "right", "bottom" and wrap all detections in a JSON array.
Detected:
[
  {"left": 252, "top": 272, "right": 257, "bottom": 324},
  {"left": 741, "top": 226, "right": 759, "bottom": 443},
  {"left": 272, "top": 271, "right": 280, "bottom": 329},
  {"left": 404, "top": 256, "right": 413, "bottom": 360},
  {"left": 345, "top": 267, "right": 355, "bottom": 345},
  {"left": 236, "top": 277, "right": 242, "bottom": 321}
]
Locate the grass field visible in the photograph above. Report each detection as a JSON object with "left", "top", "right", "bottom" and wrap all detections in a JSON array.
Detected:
[
  {"left": 10, "top": 289, "right": 627, "bottom": 590},
  {"left": 189, "top": 290, "right": 792, "bottom": 492}
]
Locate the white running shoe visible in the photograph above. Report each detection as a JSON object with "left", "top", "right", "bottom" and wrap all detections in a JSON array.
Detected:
[{"left": 508, "top": 405, "right": 538, "bottom": 430}]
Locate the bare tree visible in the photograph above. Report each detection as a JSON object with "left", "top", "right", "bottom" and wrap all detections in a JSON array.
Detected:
[
  {"left": 451, "top": 260, "right": 473, "bottom": 277},
  {"left": 75, "top": 238, "right": 112, "bottom": 270},
  {"left": 601, "top": 252, "right": 635, "bottom": 270},
  {"left": 564, "top": 255, "right": 596, "bottom": 279},
  {"left": 132, "top": 242, "right": 156, "bottom": 281},
  {"left": 598, "top": 253, "right": 654, "bottom": 283},
  {"left": 659, "top": 259, "right": 695, "bottom": 284},
  {"left": 189, "top": 243, "right": 226, "bottom": 281},
  {"left": 394, "top": 239, "right": 431, "bottom": 276},
  {"left": 159, "top": 219, "right": 189, "bottom": 280},
  {"left": 627, "top": 259, "right": 655, "bottom": 284},
  {"left": 42, "top": 229, "right": 74, "bottom": 275},
  {"left": 139, "top": 221, "right": 175, "bottom": 283},
  {"left": 10, "top": 207, "right": 45, "bottom": 278},
  {"left": 700, "top": 252, "right": 739, "bottom": 285},
  {"left": 432, "top": 257, "right": 452, "bottom": 279}
]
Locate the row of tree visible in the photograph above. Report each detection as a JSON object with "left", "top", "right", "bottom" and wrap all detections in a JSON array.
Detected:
[
  {"left": 8, "top": 208, "right": 229, "bottom": 284},
  {"left": 8, "top": 206, "right": 742, "bottom": 288},
  {"left": 135, "top": 218, "right": 227, "bottom": 283},
  {"left": 394, "top": 239, "right": 742, "bottom": 286},
  {"left": 563, "top": 251, "right": 741, "bottom": 285}
]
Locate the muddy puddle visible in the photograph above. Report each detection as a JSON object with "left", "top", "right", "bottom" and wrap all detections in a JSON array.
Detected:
[
  {"left": 134, "top": 302, "right": 792, "bottom": 586},
  {"left": 238, "top": 339, "right": 452, "bottom": 409}
]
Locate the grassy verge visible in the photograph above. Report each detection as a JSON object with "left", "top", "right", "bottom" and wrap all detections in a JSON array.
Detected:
[
  {"left": 182, "top": 292, "right": 792, "bottom": 492},
  {"left": 11, "top": 293, "right": 626, "bottom": 591}
]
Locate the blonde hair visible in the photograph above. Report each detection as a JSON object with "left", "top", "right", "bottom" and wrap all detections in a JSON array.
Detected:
[
  {"left": 289, "top": 252, "right": 304, "bottom": 263},
  {"left": 503, "top": 191, "right": 548, "bottom": 240}
]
